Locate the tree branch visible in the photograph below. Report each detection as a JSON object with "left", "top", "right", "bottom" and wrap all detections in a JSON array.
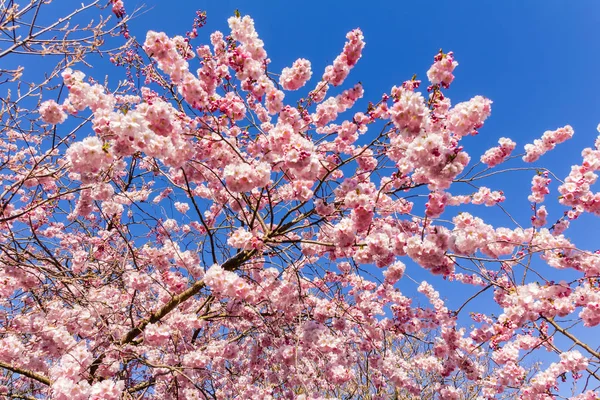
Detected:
[
  {"left": 542, "top": 317, "right": 600, "bottom": 360},
  {"left": 0, "top": 361, "right": 51, "bottom": 386},
  {"left": 120, "top": 249, "right": 256, "bottom": 345}
]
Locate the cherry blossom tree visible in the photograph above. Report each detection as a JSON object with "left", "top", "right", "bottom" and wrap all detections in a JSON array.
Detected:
[{"left": 1, "top": 1, "right": 599, "bottom": 399}]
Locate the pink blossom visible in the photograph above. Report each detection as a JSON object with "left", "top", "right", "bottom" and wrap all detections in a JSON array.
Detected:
[
  {"left": 427, "top": 51, "right": 458, "bottom": 88},
  {"left": 560, "top": 350, "right": 588, "bottom": 372},
  {"left": 13, "top": 10, "right": 600, "bottom": 400},
  {"left": 406, "top": 234, "right": 453, "bottom": 275},
  {"left": 310, "top": 81, "right": 329, "bottom": 103},
  {"left": 144, "top": 322, "right": 171, "bottom": 346},
  {"left": 204, "top": 264, "right": 251, "bottom": 300},
  {"left": 439, "top": 386, "right": 462, "bottom": 400},
  {"left": 557, "top": 144, "right": 600, "bottom": 215},
  {"left": 523, "top": 125, "right": 574, "bottom": 162},
  {"left": 333, "top": 217, "right": 356, "bottom": 248},
  {"left": 425, "top": 191, "right": 447, "bottom": 218},
  {"left": 383, "top": 261, "right": 406, "bottom": 284},
  {"left": 66, "top": 137, "right": 113, "bottom": 182},
  {"left": 446, "top": 96, "right": 492, "bottom": 137},
  {"left": 471, "top": 187, "right": 505, "bottom": 206},
  {"left": 51, "top": 378, "right": 91, "bottom": 400},
  {"left": 228, "top": 227, "right": 254, "bottom": 250},
  {"left": 89, "top": 380, "right": 125, "bottom": 400},
  {"left": 174, "top": 201, "right": 190, "bottom": 213},
  {"left": 312, "top": 97, "right": 339, "bottom": 127},
  {"left": 481, "top": 137, "right": 516, "bottom": 167},
  {"left": 531, "top": 205, "right": 548, "bottom": 227},
  {"left": 265, "top": 87, "right": 285, "bottom": 114},
  {"left": 39, "top": 99, "right": 67, "bottom": 124},
  {"left": 322, "top": 29, "right": 365, "bottom": 86},
  {"left": 223, "top": 161, "right": 271, "bottom": 192},
  {"left": 111, "top": 0, "right": 125, "bottom": 18},
  {"left": 389, "top": 88, "right": 429, "bottom": 135},
  {"left": 336, "top": 83, "right": 364, "bottom": 112},
  {"left": 580, "top": 301, "right": 600, "bottom": 326},
  {"left": 280, "top": 58, "right": 312, "bottom": 90},
  {"left": 571, "top": 391, "right": 600, "bottom": 400},
  {"left": 528, "top": 172, "right": 551, "bottom": 203}
]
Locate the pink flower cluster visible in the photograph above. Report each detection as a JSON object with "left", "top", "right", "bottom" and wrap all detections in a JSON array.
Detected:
[
  {"left": 425, "top": 191, "right": 448, "bottom": 218},
  {"left": 51, "top": 378, "right": 124, "bottom": 400},
  {"left": 145, "top": 31, "right": 191, "bottom": 76},
  {"left": 265, "top": 122, "right": 322, "bottom": 180},
  {"left": 322, "top": 29, "right": 365, "bottom": 87},
  {"left": 227, "top": 15, "right": 267, "bottom": 81},
  {"left": 227, "top": 227, "right": 261, "bottom": 250},
  {"left": 223, "top": 161, "right": 271, "bottom": 193},
  {"left": 446, "top": 95, "right": 492, "bottom": 137},
  {"left": 66, "top": 137, "right": 113, "bottom": 183},
  {"left": 61, "top": 68, "right": 115, "bottom": 113},
  {"left": 520, "top": 350, "right": 588, "bottom": 399},
  {"left": 529, "top": 172, "right": 551, "bottom": 203},
  {"left": 111, "top": 0, "right": 125, "bottom": 18},
  {"left": 24, "top": 11, "right": 600, "bottom": 399},
  {"left": 406, "top": 229, "right": 453, "bottom": 275},
  {"left": 449, "top": 212, "right": 498, "bottom": 256},
  {"left": 144, "top": 31, "right": 217, "bottom": 109},
  {"left": 531, "top": 205, "right": 548, "bottom": 227},
  {"left": 523, "top": 125, "right": 574, "bottom": 162},
  {"left": 39, "top": 99, "right": 67, "bottom": 125},
  {"left": 390, "top": 88, "right": 429, "bottom": 136},
  {"left": 480, "top": 137, "right": 516, "bottom": 167},
  {"left": 383, "top": 260, "right": 406, "bottom": 284},
  {"left": 174, "top": 201, "right": 190, "bottom": 214},
  {"left": 279, "top": 58, "right": 312, "bottom": 90},
  {"left": 471, "top": 187, "right": 505, "bottom": 206},
  {"left": 204, "top": 264, "right": 251, "bottom": 301},
  {"left": 557, "top": 137, "right": 600, "bottom": 215},
  {"left": 312, "top": 83, "right": 364, "bottom": 127},
  {"left": 427, "top": 51, "right": 458, "bottom": 88}
]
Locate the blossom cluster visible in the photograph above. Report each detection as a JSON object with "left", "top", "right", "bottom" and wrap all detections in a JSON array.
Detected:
[
  {"left": 480, "top": 137, "right": 516, "bottom": 167},
  {"left": 39, "top": 99, "right": 67, "bottom": 125},
  {"left": 426, "top": 51, "right": 458, "bottom": 88},
  {"left": 13, "top": 9, "right": 599, "bottom": 400},
  {"left": 523, "top": 125, "right": 574, "bottom": 162}
]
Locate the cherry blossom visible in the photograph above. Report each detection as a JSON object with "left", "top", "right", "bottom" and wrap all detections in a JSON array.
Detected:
[
  {"left": 1, "top": 5, "right": 598, "bottom": 400},
  {"left": 279, "top": 58, "right": 312, "bottom": 90},
  {"left": 39, "top": 100, "right": 67, "bottom": 125}
]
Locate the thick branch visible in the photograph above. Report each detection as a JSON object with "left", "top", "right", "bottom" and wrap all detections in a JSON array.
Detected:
[
  {"left": 120, "top": 249, "right": 255, "bottom": 345},
  {"left": 543, "top": 317, "right": 600, "bottom": 360},
  {"left": 127, "top": 378, "right": 156, "bottom": 393},
  {"left": 0, "top": 361, "right": 51, "bottom": 386}
]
